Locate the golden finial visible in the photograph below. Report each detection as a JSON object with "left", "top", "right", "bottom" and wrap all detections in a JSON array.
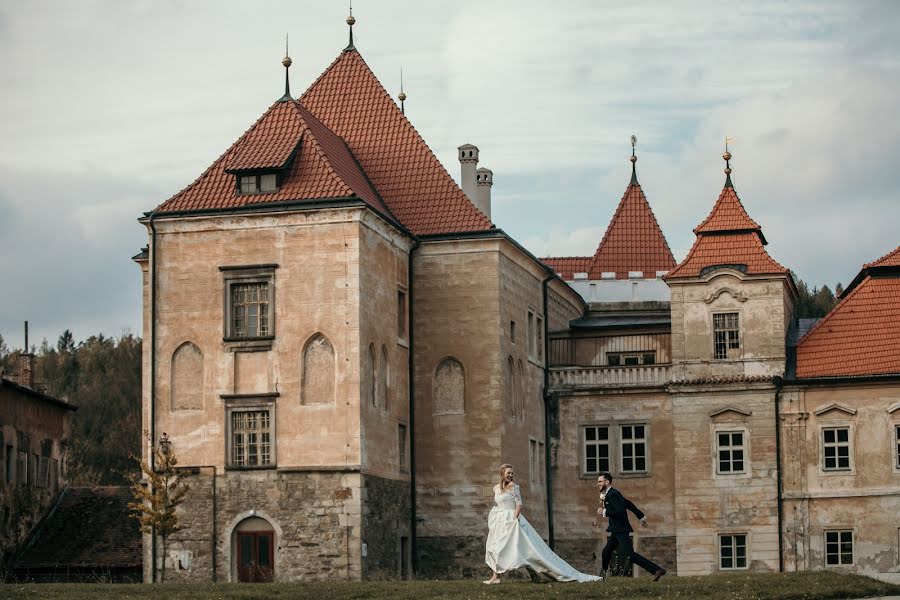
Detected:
[
  {"left": 398, "top": 68, "right": 407, "bottom": 113},
  {"left": 346, "top": 1, "right": 356, "bottom": 49},
  {"left": 282, "top": 34, "right": 292, "bottom": 68},
  {"left": 629, "top": 135, "right": 637, "bottom": 164},
  {"left": 280, "top": 34, "right": 292, "bottom": 100},
  {"left": 723, "top": 137, "right": 734, "bottom": 185}
]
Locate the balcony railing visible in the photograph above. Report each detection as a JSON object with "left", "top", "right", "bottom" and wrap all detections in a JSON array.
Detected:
[{"left": 549, "top": 364, "right": 671, "bottom": 389}]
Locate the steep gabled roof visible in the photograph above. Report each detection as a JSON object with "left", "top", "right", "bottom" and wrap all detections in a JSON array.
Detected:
[
  {"left": 866, "top": 245, "right": 900, "bottom": 268},
  {"left": 540, "top": 174, "right": 675, "bottom": 281},
  {"left": 589, "top": 182, "right": 676, "bottom": 279},
  {"left": 299, "top": 49, "right": 493, "bottom": 235},
  {"left": 667, "top": 179, "right": 787, "bottom": 280},
  {"left": 154, "top": 98, "right": 389, "bottom": 218},
  {"left": 694, "top": 186, "right": 765, "bottom": 243},
  {"left": 796, "top": 271, "right": 900, "bottom": 378},
  {"left": 153, "top": 47, "right": 492, "bottom": 235}
]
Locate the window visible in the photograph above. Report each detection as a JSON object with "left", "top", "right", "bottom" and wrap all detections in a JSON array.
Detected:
[
  {"left": 530, "top": 439, "right": 538, "bottom": 483},
  {"left": 398, "top": 424, "right": 408, "bottom": 472},
  {"left": 536, "top": 315, "right": 544, "bottom": 362},
  {"left": 527, "top": 310, "right": 535, "bottom": 358},
  {"left": 227, "top": 406, "right": 274, "bottom": 468},
  {"left": 894, "top": 425, "right": 900, "bottom": 470},
  {"left": 713, "top": 312, "right": 740, "bottom": 359},
  {"left": 238, "top": 173, "right": 279, "bottom": 195},
  {"left": 717, "top": 431, "right": 746, "bottom": 474},
  {"left": 822, "top": 427, "right": 851, "bottom": 471},
  {"left": 719, "top": 534, "right": 748, "bottom": 569},
  {"left": 607, "top": 352, "right": 656, "bottom": 366},
  {"left": 17, "top": 451, "right": 27, "bottom": 485},
  {"left": 36, "top": 456, "right": 50, "bottom": 489},
  {"left": 221, "top": 265, "right": 277, "bottom": 344},
  {"left": 5, "top": 445, "right": 12, "bottom": 484},
  {"left": 584, "top": 426, "right": 610, "bottom": 475},
  {"left": 825, "top": 530, "right": 853, "bottom": 566},
  {"left": 510, "top": 321, "right": 516, "bottom": 344},
  {"left": 397, "top": 289, "right": 408, "bottom": 342},
  {"left": 620, "top": 424, "right": 647, "bottom": 473},
  {"left": 51, "top": 458, "right": 59, "bottom": 490}
]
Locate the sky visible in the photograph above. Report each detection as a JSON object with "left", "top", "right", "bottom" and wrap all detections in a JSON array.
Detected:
[{"left": 1, "top": 0, "right": 899, "bottom": 348}]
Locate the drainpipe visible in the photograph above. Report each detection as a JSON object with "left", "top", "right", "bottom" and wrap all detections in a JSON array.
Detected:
[
  {"left": 773, "top": 375, "right": 784, "bottom": 572},
  {"left": 541, "top": 274, "right": 554, "bottom": 548},
  {"left": 149, "top": 212, "right": 158, "bottom": 583},
  {"left": 407, "top": 238, "right": 420, "bottom": 575}
]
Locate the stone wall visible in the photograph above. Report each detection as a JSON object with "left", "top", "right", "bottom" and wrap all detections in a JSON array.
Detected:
[
  {"left": 154, "top": 469, "right": 362, "bottom": 583},
  {"left": 361, "top": 474, "right": 410, "bottom": 579}
]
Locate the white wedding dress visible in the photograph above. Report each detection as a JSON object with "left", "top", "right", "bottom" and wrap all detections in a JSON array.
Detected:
[{"left": 485, "top": 483, "right": 601, "bottom": 583}]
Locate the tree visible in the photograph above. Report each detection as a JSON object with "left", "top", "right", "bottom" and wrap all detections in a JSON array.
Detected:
[{"left": 128, "top": 433, "right": 190, "bottom": 583}]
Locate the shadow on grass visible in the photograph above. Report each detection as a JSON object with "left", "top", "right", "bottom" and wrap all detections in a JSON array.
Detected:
[{"left": 3, "top": 571, "right": 900, "bottom": 600}]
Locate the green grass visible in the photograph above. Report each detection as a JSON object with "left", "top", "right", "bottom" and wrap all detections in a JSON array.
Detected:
[{"left": 3, "top": 572, "right": 899, "bottom": 600}]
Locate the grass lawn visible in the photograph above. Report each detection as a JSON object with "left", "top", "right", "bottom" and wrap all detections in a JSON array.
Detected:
[{"left": 3, "top": 572, "right": 900, "bottom": 600}]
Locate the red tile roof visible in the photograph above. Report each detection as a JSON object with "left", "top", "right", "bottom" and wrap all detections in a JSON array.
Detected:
[
  {"left": 154, "top": 48, "right": 492, "bottom": 235},
  {"left": 667, "top": 183, "right": 787, "bottom": 280},
  {"left": 155, "top": 99, "right": 387, "bottom": 216},
  {"left": 796, "top": 275, "right": 900, "bottom": 378},
  {"left": 694, "top": 185, "right": 764, "bottom": 241},
  {"left": 866, "top": 245, "right": 900, "bottom": 268},
  {"left": 589, "top": 183, "right": 675, "bottom": 279},
  {"left": 299, "top": 49, "right": 492, "bottom": 235},
  {"left": 541, "top": 257, "right": 592, "bottom": 280},
  {"left": 541, "top": 180, "right": 675, "bottom": 281},
  {"left": 14, "top": 487, "right": 142, "bottom": 569}
]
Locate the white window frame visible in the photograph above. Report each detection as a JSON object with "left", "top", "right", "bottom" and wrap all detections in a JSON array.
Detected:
[
  {"left": 582, "top": 424, "right": 611, "bottom": 477},
  {"left": 824, "top": 529, "right": 854, "bottom": 567},
  {"left": 821, "top": 425, "right": 853, "bottom": 473},
  {"left": 712, "top": 311, "right": 741, "bottom": 360},
  {"left": 224, "top": 395, "right": 277, "bottom": 469},
  {"left": 619, "top": 423, "right": 649, "bottom": 475},
  {"left": 718, "top": 532, "right": 749, "bottom": 570},
  {"left": 715, "top": 429, "right": 748, "bottom": 475}
]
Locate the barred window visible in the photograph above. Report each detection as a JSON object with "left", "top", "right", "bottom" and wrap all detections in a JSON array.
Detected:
[
  {"left": 713, "top": 312, "right": 740, "bottom": 359},
  {"left": 822, "top": 427, "right": 850, "bottom": 471},
  {"left": 825, "top": 530, "right": 853, "bottom": 566},
  {"left": 719, "top": 534, "right": 748, "bottom": 569},
  {"left": 620, "top": 424, "right": 647, "bottom": 473},
  {"left": 584, "top": 426, "right": 609, "bottom": 475},
  {"left": 221, "top": 265, "right": 277, "bottom": 344},
  {"left": 231, "top": 410, "right": 272, "bottom": 467},
  {"left": 717, "top": 431, "right": 746, "bottom": 474}
]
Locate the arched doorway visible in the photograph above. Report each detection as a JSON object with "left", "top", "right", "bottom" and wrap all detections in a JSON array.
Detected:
[{"left": 233, "top": 516, "right": 275, "bottom": 582}]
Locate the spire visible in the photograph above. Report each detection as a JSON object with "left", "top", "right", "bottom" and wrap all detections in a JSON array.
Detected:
[
  {"left": 345, "top": 2, "right": 356, "bottom": 51},
  {"left": 280, "top": 34, "right": 292, "bottom": 101},
  {"left": 629, "top": 134, "right": 638, "bottom": 185},
  {"left": 398, "top": 68, "right": 407, "bottom": 114},
  {"left": 723, "top": 136, "right": 734, "bottom": 188}
]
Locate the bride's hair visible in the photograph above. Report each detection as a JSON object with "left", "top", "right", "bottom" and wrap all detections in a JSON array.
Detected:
[{"left": 498, "top": 463, "right": 514, "bottom": 490}]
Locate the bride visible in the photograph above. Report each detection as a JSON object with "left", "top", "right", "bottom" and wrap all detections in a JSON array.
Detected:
[{"left": 484, "top": 463, "right": 601, "bottom": 584}]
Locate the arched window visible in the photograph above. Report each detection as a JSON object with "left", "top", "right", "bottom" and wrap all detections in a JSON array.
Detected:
[
  {"left": 365, "top": 344, "right": 376, "bottom": 407},
  {"left": 171, "top": 342, "right": 202, "bottom": 411},
  {"left": 505, "top": 356, "right": 515, "bottom": 417},
  {"left": 517, "top": 359, "right": 526, "bottom": 419},
  {"left": 433, "top": 357, "right": 465, "bottom": 415},
  {"left": 377, "top": 345, "right": 389, "bottom": 410},
  {"left": 301, "top": 334, "right": 335, "bottom": 405}
]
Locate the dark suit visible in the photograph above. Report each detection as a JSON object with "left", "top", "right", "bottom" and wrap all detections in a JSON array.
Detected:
[{"left": 600, "top": 487, "right": 661, "bottom": 576}]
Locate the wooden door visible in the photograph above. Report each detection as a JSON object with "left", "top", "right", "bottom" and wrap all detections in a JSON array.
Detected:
[{"left": 237, "top": 531, "right": 274, "bottom": 582}]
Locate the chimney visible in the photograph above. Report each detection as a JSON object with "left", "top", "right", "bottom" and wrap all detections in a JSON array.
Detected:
[
  {"left": 458, "top": 143, "right": 479, "bottom": 206},
  {"left": 13, "top": 353, "right": 35, "bottom": 389},
  {"left": 476, "top": 167, "right": 493, "bottom": 219}
]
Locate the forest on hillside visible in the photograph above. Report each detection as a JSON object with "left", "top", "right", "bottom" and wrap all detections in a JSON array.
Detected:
[{"left": 0, "top": 277, "right": 842, "bottom": 485}]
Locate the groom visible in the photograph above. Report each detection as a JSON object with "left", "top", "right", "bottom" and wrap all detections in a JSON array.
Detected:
[{"left": 595, "top": 471, "right": 666, "bottom": 581}]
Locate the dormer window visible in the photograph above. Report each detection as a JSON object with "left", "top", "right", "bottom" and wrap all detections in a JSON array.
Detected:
[{"left": 238, "top": 172, "right": 279, "bottom": 195}]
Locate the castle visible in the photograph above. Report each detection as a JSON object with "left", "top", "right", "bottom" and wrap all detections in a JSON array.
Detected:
[{"left": 134, "top": 15, "right": 900, "bottom": 582}]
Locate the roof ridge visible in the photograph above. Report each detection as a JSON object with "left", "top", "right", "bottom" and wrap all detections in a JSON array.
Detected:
[
  {"left": 866, "top": 244, "right": 900, "bottom": 268},
  {"left": 286, "top": 101, "right": 355, "bottom": 197},
  {"left": 155, "top": 101, "right": 282, "bottom": 212}
]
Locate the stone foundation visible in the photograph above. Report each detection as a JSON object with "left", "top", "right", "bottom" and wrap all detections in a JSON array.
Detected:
[
  {"left": 149, "top": 469, "right": 362, "bottom": 583},
  {"left": 361, "top": 474, "right": 410, "bottom": 579}
]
